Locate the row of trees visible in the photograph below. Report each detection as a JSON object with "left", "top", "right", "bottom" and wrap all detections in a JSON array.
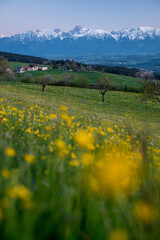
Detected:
[
  {"left": 26, "top": 72, "right": 160, "bottom": 103},
  {"left": 2, "top": 51, "right": 160, "bottom": 80}
]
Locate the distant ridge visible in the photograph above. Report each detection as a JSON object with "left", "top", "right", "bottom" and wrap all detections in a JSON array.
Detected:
[{"left": 0, "top": 26, "right": 160, "bottom": 58}]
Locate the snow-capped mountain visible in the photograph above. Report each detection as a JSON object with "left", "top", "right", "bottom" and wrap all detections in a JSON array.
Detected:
[
  {"left": 0, "top": 26, "right": 160, "bottom": 57},
  {"left": 0, "top": 34, "right": 5, "bottom": 39},
  {"left": 4, "top": 25, "right": 160, "bottom": 41}
]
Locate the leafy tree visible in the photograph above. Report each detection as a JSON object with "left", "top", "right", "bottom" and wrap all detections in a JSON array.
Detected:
[
  {"left": 71, "top": 60, "right": 77, "bottom": 71},
  {"left": 97, "top": 76, "right": 110, "bottom": 102}
]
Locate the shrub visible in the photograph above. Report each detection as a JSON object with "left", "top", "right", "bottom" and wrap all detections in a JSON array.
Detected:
[
  {"left": 21, "top": 73, "right": 33, "bottom": 83},
  {"left": 77, "top": 77, "right": 89, "bottom": 88}
]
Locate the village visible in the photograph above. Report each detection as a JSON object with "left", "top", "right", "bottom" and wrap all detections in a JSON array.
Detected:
[
  {"left": 16, "top": 64, "right": 48, "bottom": 73},
  {"left": 5, "top": 64, "right": 48, "bottom": 73}
]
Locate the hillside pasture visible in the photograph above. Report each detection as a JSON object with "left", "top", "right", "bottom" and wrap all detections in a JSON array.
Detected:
[
  {"left": 0, "top": 82, "right": 160, "bottom": 240},
  {"left": 15, "top": 68, "right": 143, "bottom": 91}
]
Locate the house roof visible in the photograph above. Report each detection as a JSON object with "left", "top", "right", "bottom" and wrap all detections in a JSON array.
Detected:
[{"left": 23, "top": 66, "right": 32, "bottom": 69}]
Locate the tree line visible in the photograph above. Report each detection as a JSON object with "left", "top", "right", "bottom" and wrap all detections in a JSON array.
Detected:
[{"left": 1, "top": 51, "right": 160, "bottom": 80}]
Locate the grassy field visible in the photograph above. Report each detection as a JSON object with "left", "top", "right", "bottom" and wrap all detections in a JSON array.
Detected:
[
  {"left": 0, "top": 82, "right": 159, "bottom": 129},
  {"left": 8, "top": 62, "right": 32, "bottom": 69},
  {"left": 0, "top": 82, "right": 160, "bottom": 240},
  {"left": 8, "top": 62, "right": 48, "bottom": 70},
  {"left": 12, "top": 67, "right": 143, "bottom": 91},
  {"left": 7, "top": 61, "right": 143, "bottom": 91}
]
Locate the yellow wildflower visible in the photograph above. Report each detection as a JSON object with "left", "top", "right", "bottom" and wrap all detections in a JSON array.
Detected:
[
  {"left": 49, "top": 113, "right": 57, "bottom": 119},
  {"left": 109, "top": 229, "right": 128, "bottom": 240},
  {"left": 26, "top": 127, "right": 32, "bottom": 133},
  {"left": 45, "top": 126, "right": 51, "bottom": 131},
  {"left": 71, "top": 152, "right": 76, "bottom": 159},
  {"left": 75, "top": 130, "right": 94, "bottom": 150},
  {"left": 7, "top": 184, "right": 31, "bottom": 201},
  {"left": 1, "top": 169, "right": 11, "bottom": 179},
  {"left": 107, "top": 127, "right": 114, "bottom": 133},
  {"left": 0, "top": 208, "right": 3, "bottom": 222},
  {"left": 24, "top": 154, "right": 35, "bottom": 164},
  {"left": 60, "top": 106, "right": 67, "bottom": 111},
  {"left": 69, "top": 160, "right": 80, "bottom": 167},
  {"left": 133, "top": 201, "right": 158, "bottom": 224},
  {"left": 5, "top": 147, "right": 16, "bottom": 157},
  {"left": 91, "top": 147, "right": 142, "bottom": 197},
  {"left": 55, "top": 139, "right": 68, "bottom": 157},
  {"left": 81, "top": 153, "right": 94, "bottom": 166}
]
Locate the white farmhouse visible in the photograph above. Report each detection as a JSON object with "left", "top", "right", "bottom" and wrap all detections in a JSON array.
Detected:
[{"left": 38, "top": 66, "right": 48, "bottom": 71}]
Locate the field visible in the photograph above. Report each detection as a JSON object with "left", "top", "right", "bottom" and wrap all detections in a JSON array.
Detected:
[
  {"left": 9, "top": 62, "right": 143, "bottom": 91},
  {"left": 0, "top": 82, "right": 160, "bottom": 240},
  {"left": 8, "top": 62, "right": 46, "bottom": 70},
  {"left": 9, "top": 62, "right": 30, "bottom": 69}
]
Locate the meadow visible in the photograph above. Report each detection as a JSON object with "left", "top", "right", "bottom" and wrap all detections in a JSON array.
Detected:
[
  {"left": 8, "top": 62, "right": 46, "bottom": 70},
  {"left": 26, "top": 70, "right": 143, "bottom": 90},
  {"left": 8, "top": 61, "right": 143, "bottom": 91},
  {"left": 0, "top": 82, "right": 160, "bottom": 240}
]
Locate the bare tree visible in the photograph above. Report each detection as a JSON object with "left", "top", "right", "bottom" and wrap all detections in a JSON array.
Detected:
[
  {"left": 136, "top": 70, "right": 155, "bottom": 82},
  {"left": 41, "top": 75, "right": 54, "bottom": 92},
  {"left": 0, "top": 56, "right": 8, "bottom": 76},
  {"left": 97, "top": 76, "right": 110, "bottom": 102},
  {"left": 63, "top": 74, "right": 75, "bottom": 85},
  {"left": 137, "top": 70, "right": 160, "bottom": 101},
  {"left": 8, "top": 71, "right": 15, "bottom": 81}
]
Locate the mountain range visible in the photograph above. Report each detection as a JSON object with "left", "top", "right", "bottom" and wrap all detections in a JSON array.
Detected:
[{"left": 0, "top": 26, "right": 160, "bottom": 58}]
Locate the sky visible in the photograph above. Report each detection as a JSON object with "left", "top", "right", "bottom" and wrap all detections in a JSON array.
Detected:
[{"left": 0, "top": 0, "right": 160, "bottom": 36}]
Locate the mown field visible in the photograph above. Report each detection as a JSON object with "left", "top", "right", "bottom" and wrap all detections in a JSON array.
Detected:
[{"left": 0, "top": 82, "right": 160, "bottom": 240}]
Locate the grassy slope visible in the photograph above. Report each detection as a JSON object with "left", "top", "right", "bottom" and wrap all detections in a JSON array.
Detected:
[
  {"left": 14, "top": 68, "right": 142, "bottom": 90},
  {"left": 0, "top": 82, "right": 159, "bottom": 138},
  {"left": 8, "top": 62, "right": 47, "bottom": 70},
  {"left": 0, "top": 82, "right": 160, "bottom": 239},
  {"left": 8, "top": 62, "right": 31, "bottom": 69}
]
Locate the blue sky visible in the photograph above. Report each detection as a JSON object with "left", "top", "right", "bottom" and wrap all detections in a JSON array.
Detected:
[{"left": 0, "top": 0, "right": 160, "bottom": 35}]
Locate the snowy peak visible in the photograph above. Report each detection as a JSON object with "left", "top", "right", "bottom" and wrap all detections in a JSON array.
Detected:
[
  {"left": 0, "top": 34, "right": 5, "bottom": 39},
  {"left": 110, "top": 26, "right": 160, "bottom": 40},
  {"left": 2, "top": 26, "right": 160, "bottom": 42},
  {"left": 70, "top": 25, "right": 83, "bottom": 34},
  {"left": 1, "top": 26, "right": 160, "bottom": 57}
]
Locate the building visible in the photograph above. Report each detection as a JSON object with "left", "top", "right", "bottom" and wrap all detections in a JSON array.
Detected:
[
  {"left": 23, "top": 66, "right": 32, "bottom": 71},
  {"left": 16, "top": 67, "right": 25, "bottom": 73},
  {"left": 6, "top": 67, "right": 12, "bottom": 72},
  {"left": 38, "top": 66, "right": 48, "bottom": 71},
  {"left": 29, "top": 64, "right": 38, "bottom": 71}
]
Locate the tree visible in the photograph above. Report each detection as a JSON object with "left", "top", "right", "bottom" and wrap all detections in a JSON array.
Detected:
[
  {"left": 0, "top": 56, "right": 8, "bottom": 76},
  {"left": 97, "top": 76, "right": 110, "bottom": 102},
  {"left": 136, "top": 70, "right": 154, "bottom": 82},
  {"left": 137, "top": 71, "right": 160, "bottom": 100},
  {"left": 35, "top": 75, "right": 54, "bottom": 92},
  {"left": 22, "top": 73, "right": 33, "bottom": 83},
  {"left": 78, "top": 77, "right": 89, "bottom": 88},
  {"left": 41, "top": 75, "right": 54, "bottom": 92},
  {"left": 63, "top": 74, "right": 75, "bottom": 86}
]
